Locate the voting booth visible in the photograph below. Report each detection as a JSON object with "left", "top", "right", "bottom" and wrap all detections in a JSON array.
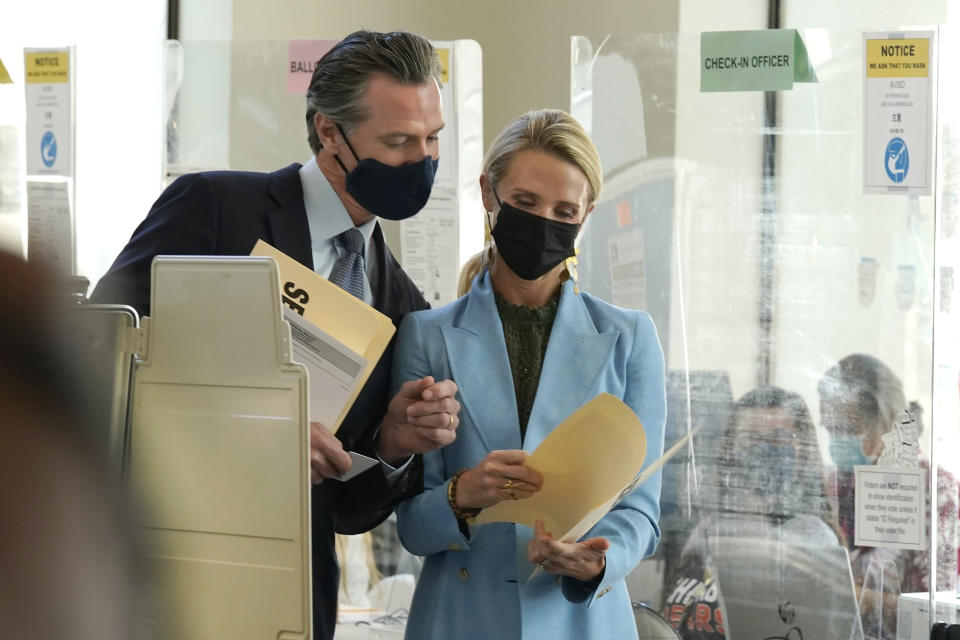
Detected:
[{"left": 64, "top": 257, "right": 312, "bottom": 640}]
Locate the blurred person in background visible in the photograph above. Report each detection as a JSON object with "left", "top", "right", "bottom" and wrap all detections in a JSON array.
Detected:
[
  {"left": 819, "top": 354, "right": 959, "bottom": 640},
  {"left": 660, "top": 386, "right": 842, "bottom": 639},
  {"left": 0, "top": 251, "right": 141, "bottom": 639}
]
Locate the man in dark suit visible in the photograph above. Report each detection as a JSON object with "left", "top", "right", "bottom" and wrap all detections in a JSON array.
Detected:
[{"left": 91, "top": 30, "right": 461, "bottom": 640}]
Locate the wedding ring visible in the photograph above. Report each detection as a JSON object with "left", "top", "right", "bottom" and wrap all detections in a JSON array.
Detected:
[
  {"left": 536, "top": 559, "right": 551, "bottom": 570},
  {"left": 448, "top": 413, "right": 455, "bottom": 428},
  {"left": 503, "top": 478, "right": 514, "bottom": 490}
]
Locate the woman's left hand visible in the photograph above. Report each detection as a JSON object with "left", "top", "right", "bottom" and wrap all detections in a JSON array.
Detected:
[{"left": 527, "top": 520, "right": 609, "bottom": 582}]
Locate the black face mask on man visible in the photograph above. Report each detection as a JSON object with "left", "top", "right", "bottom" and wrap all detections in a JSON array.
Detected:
[
  {"left": 489, "top": 192, "right": 581, "bottom": 281},
  {"left": 333, "top": 124, "right": 438, "bottom": 221}
]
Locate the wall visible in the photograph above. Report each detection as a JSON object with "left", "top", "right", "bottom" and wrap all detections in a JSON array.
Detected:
[{"left": 219, "top": 0, "right": 680, "bottom": 171}]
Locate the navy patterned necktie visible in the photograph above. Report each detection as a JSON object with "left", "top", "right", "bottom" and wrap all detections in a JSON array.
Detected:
[{"left": 329, "top": 227, "right": 365, "bottom": 299}]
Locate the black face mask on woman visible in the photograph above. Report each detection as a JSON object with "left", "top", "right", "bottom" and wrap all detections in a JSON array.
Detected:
[{"left": 489, "top": 193, "right": 581, "bottom": 281}]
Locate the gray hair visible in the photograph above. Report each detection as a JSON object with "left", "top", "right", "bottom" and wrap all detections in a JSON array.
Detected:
[{"left": 305, "top": 30, "right": 443, "bottom": 154}]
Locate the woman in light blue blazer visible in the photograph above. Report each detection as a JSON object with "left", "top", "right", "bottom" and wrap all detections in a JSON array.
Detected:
[{"left": 392, "top": 109, "right": 666, "bottom": 640}]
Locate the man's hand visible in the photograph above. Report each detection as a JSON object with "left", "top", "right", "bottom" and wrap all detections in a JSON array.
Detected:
[
  {"left": 310, "top": 421, "right": 352, "bottom": 485},
  {"left": 377, "top": 376, "right": 460, "bottom": 466}
]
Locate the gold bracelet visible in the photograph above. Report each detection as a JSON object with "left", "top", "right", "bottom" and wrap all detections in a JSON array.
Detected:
[{"left": 447, "top": 469, "right": 480, "bottom": 521}]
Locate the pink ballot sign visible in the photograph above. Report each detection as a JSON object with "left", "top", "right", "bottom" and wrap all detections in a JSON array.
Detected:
[{"left": 287, "top": 39, "right": 338, "bottom": 94}]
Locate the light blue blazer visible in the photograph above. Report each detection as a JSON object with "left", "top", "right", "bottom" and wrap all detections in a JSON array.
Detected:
[{"left": 393, "top": 271, "right": 666, "bottom": 640}]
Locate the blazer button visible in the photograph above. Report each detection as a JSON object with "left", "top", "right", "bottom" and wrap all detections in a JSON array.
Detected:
[
  {"left": 459, "top": 569, "right": 469, "bottom": 581},
  {"left": 596, "top": 586, "right": 612, "bottom": 599}
]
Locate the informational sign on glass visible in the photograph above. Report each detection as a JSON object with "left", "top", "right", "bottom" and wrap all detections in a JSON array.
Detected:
[
  {"left": 863, "top": 32, "right": 934, "bottom": 195},
  {"left": 26, "top": 181, "right": 73, "bottom": 272},
  {"left": 24, "top": 47, "right": 74, "bottom": 177},
  {"left": 399, "top": 40, "right": 483, "bottom": 306}
]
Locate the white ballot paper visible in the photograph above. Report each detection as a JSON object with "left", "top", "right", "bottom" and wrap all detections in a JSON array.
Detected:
[
  {"left": 282, "top": 306, "right": 366, "bottom": 429},
  {"left": 252, "top": 240, "right": 395, "bottom": 433},
  {"left": 252, "top": 241, "right": 396, "bottom": 483},
  {"left": 281, "top": 308, "right": 380, "bottom": 480}
]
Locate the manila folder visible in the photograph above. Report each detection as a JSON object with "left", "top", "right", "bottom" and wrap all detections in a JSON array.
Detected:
[
  {"left": 474, "top": 393, "right": 647, "bottom": 542},
  {"left": 251, "top": 240, "right": 395, "bottom": 433}
]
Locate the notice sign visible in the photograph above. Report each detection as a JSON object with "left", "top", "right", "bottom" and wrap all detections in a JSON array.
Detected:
[
  {"left": 854, "top": 465, "right": 927, "bottom": 550},
  {"left": 700, "top": 29, "right": 817, "bottom": 92},
  {"left": 863, "top": 32, "right": 933, "bottom": 195},
  {"left": 24, "top": 48, "right": 73, "bottom": 177}
]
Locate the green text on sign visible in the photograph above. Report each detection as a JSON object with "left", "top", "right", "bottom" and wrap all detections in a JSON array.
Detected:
[{"left": 701, "top": 29, "right": 817, "bottom": 92}]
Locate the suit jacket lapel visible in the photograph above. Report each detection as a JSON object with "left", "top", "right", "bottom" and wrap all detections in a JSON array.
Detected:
[
  {"left": 523, "top": 281, "right": 619, "bottom": 451},
  {"left": 442, "top": 272, "right": 521, "bottom": 453},
  {"left": 266, "top": 163, "right": 314, "bottom": 270},
  {"left": 370, "top": 223, "right": 394, "bottom": 316}
]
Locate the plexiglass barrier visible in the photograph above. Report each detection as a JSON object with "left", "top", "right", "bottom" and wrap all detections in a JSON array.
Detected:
[{"left": 573, "top": 28, "right": 960, "bottom": 640}]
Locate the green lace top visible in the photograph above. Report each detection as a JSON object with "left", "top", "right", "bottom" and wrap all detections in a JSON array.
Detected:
[{"left": 494, "top": 290, "right": 560, "bottom": 439}]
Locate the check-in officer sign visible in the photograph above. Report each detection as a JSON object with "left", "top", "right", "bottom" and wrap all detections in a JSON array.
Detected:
[
  {"left": 700, "top": 29, "right": 817, "bottom": 92},
  {"left": 863, "top": 32, "right": 933, "bottom": 195}
]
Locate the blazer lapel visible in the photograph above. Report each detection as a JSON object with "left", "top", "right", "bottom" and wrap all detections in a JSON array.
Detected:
[
  {"left": 441, "top": 272, "right": 521, "bottom": 453},
  {"left": 523, "top": 281, "right": 619, "bottom": 451},
  {"left": 266, "top": 163, "right": 314, "bottom": 270},
  {"left": 370, "top": 223, "right": 396, "bottom": 317}
]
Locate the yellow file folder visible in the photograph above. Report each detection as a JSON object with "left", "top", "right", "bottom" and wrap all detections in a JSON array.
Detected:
[
  {"left": 475, "top": 393, "right": 696, "bottom": 549},
  {"left": 251, "top": 240, "right": 395, "bottom": 433}
]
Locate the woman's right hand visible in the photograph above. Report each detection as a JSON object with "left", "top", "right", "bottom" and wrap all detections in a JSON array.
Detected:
[{"left": 456, "top": 450, "right": 544, "bottom": 510}]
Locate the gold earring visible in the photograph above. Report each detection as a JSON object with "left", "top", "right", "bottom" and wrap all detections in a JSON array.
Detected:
[{"left": 560, "top": 249, "right": 580, "bottom": 295}]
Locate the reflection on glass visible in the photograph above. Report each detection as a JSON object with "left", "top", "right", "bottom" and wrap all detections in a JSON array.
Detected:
[
  {"left": 572, "top": 26, "right": 959, "bottom": 639},
  {"left": 819, "top": 354, "right": 959, "bottom": 639},
  {"left": 661, "top": 387, "right": 855, "bottom": 639}
]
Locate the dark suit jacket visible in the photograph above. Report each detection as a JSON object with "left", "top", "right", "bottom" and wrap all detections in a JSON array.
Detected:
[{"left": 91, "top": 163, "right": 429, "bottom": 640}]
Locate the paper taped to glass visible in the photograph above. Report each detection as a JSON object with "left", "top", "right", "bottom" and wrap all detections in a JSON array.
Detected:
[{"left": 251, "top": 240, "right": 395, "bottom": 432}]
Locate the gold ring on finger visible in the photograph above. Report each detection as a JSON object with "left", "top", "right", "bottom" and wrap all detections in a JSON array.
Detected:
[
  {"left": 503, "top": 478, "right": 513, "bottom": 490},
  {"left": 448, "top": 412, "right": 455, "bottom": 428}
]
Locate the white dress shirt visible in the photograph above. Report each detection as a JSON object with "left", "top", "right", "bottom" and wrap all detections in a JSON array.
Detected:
[{"left": 299, "top": 157, "right": 378, "bottom": 305}]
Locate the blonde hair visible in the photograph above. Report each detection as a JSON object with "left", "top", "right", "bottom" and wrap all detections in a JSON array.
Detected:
[
  {"left": 482, "top": 109, "right": 602, "bottom": 205},
  {"left": 457, "top": 110, "right": 600, "bottom": 296},
  {"left": 457, "top": 251, "right": 485, "bottom": 297}
]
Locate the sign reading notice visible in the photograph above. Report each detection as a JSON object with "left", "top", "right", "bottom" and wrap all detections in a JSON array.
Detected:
[
  {"left": 863, "top": 32, "right": 934, "bottom": 195},
  {"left": 24, "top": 47, "right": 74, "bottom": 177},
  {"left": 700, "top": 29, "right": 817, "bottom": 92},
  {"left": 854, "top": 465, "right": 927, "bottom": 550}
]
